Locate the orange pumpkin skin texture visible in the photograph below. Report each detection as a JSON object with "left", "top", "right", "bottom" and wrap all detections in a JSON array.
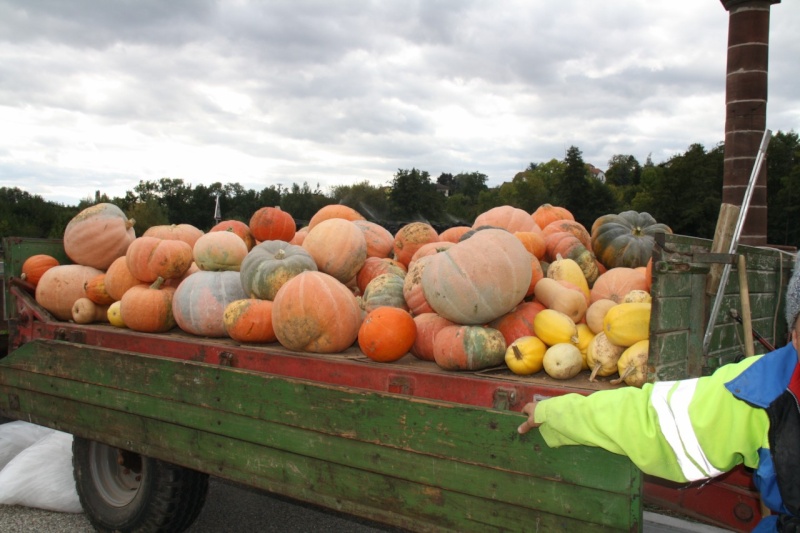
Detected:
[
  {"left": 433, "top": 325, "right": 507, "bottom": 371},
  {"left": 193, "top": 231, "right": 249, "bottom": 272},
  {"left": 120, "top": 277, "right": 177, "bottom": 333},
  {"left": 489, "top": 301, "right": 547, "bottom": 346},
  {"left": 308, "top": 204, "right": 365, "bottom": 230},
  {"left": 392, "top": 222, "right": 439, "bottom": 268},
  {"left": 35, "top": 264, "right": 104, "bottom": 321},
  {"left": 421, "top": 229, "right": 532, "bottom": 325},
  {"left": 173, "top": 271, "right": 247, "bottom": 337},
  {"left": 410, "top": 313, "right": 456, "bottom": 361},
  {"left": 104, "top": 256, "right": 142, "bottom": 301},
  {"left": 249, "top": 207, "right": 296, "bottom": 243},
  {"left": 289, "top": 227, "right": 309, "bottom": 246},
  {"left": 126, "top": 236, "right": 193, "bottom": 282},
  {"left": 143, "top": 224, "right": 204, "bottom": 248},
  {"left": 356, "top": 257, "right": 407, "bottom": 294},
  {"left": 21, "top": 254, "right": 60, "bottom": 287},
  {"left": 542, "top": 219, "right": 593, "bottom": 250},
  {"left": 84, "top": 274, "right": 115, "bottom": 305},
  {"left": 438, "top": 226, "right": 471, "bottom": 243},
  {"left": 240, "top": 241, "right": 318, "bottom": 300},
  {"left": 63, "top": 203, "right": 136, "bottom": 270},
  {"left": 514, "top": 231, "right": 546, "bottom": 260},
  {"left": 210, "top": 220, "right": 256, "bottom": 251},
  {"left": 358, "top": 307, "right": 417, "bottom": 362},
  {"left": 473, "top": 205, "right": 538, "bottom": 233},
  {"left": 302, "top": 218, "right": 367, "bottom": 283},
  {"left": 352, "top": 220, "right": 394, "bottom": 259},
  {"left": 408, "top": 241, "right": 454, "bottom": 269},
  {"left": 223, "top": 299, "right": 276, "bottom": 343},
  {"left": 531, "top": 204, "right": 574, "bottom": 231},
  {"left": 590, "top": 267, "right": 648, "bottom": 304},
  {"left": 272, "top": 271, "right": 362, "bottom": 353}
]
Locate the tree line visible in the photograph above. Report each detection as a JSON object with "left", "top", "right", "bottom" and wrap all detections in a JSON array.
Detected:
[{"left": 1, "top": 130, "right": 798, "bottom": 247}]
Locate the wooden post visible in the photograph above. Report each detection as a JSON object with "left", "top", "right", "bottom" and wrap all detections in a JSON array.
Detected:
[
  {"left": 737, "top": 255, "right": 755, "bottom": 357},
  {"left": 707, "top": 203, "right": 740, "bottom": 295}
]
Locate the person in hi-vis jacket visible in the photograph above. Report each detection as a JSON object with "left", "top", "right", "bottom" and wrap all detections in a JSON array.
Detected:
[{"left": 517, "top": 251, "right": 800, "bottom": 532}]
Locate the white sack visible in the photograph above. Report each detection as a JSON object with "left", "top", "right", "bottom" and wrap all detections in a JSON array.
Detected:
[{"left": 0, "top": 421, "right": 55, "bottom": 470}]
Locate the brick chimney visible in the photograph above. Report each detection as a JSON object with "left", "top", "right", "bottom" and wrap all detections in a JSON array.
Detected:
[{"left": 719, "top": 0, "right": 780, "bottom": 245}]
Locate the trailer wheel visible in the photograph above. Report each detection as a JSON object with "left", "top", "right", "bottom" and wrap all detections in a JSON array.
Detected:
[{"left": 72, "top": 437, "right": 209, "bottom": 533}]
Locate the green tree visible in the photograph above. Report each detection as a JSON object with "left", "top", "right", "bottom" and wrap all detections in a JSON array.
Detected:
[
  {"left": 556, "top": 146, "right": 593, "bottom": 226},
  {"left": 766, "top": 130, "right": 800, "bottom": 247},
  {"left": 127, "top": 198, "right": 169, "bottom": 235},
  {"left": 281, "top": 182, "right": 332, "bottom": 225},
  {"left": 330, "top": 181, "right": 390, "bottom": 221},
  {"left": 387, "top": 168, "right": 444, "bottom": 221}
]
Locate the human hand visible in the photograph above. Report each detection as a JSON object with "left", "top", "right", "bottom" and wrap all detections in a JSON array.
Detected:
[{"left": 517, "top": 401, "right": 540, "bottom": 434}]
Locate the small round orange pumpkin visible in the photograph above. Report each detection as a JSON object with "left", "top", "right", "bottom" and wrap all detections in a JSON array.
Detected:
[
  {"left": 223, "top": 299, "right": 277, "bottom": 343},
  {"left": 590, "top": 267, "right": 648, "bottom": 304},
  {"left": 120, "top": 277, "right": 177, "bottom": 333},
  {"left": 438, "top": 226, "right": 471, "bottom": 243},
  {"left": 84, "top": 273, "right": 115, "bottom": 305},
  {"left": 358, "top": 307, "right": 416, "bottom": 362},
  {"left": 473, "top": 205, "right": 538, "bottom": 233},
  {"left": 21, "top": 254, "right": 60, "bottom": 287},
  {"left": 352, "top": 220, "right": 395, "bottom": 259},
  {"left": 249, "top": 207, "right": 296, "bottom": 243},
  {"left": 104, "top": 256, "right": 141, "bottom": 301},
  {"left": 531, "top": 204, "right": 574, "bottom": 231}
]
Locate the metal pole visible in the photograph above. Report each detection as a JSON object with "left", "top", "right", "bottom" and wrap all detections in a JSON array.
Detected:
[{"left": 702, "top": 129, "right": 771, "bottom": 355}]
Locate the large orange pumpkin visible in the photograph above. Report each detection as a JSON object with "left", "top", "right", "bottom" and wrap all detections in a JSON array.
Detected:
[
  {"left": 352, "top": 220, "right": 395, "bottom": 259},
  {"left": 358, "top": 307, "right": 416, "bottom": 362},
  {"left": 223, "top": 299, "right": 277, "bottom": 343},
  {"left": 392, "top": 222, "right": 439, "bottom": 267},
  {"left": 402, "top": 255, "right": 435, "bottom": 316},
  {"left": 308, "top": 204, "right": 365, "bottom": 230},
  {"left": 531, "top": 204, "right": 574, "bottom": 230},
  {"left": 172, "top": 271, "right": 247, "bottom": 337},
  {"left": 35, "top": 264, "right": 104, "bottom": 321},
  {"left": 21, "top": 254, "right": 60, "bottom": 287},
  {"left": 542, "top": 219, "right": 592, "bottom": 250},
  {"left": 302, "top": 218, "right": 367, "bottom": 283},
  {"left": 473, "top": 205, "right": 538, "bottom": 233},
  {"left": 120, "top": 277, "right": 177, "bottom": 333},
  {"left": 249, "top": 207, "right": 296, "bottom": 243},
  {"left": 210, "top": 220, "right": 256, "bottom": 251},
  {"left": 143, "top": 224, "right": 204, "bottom": 248},
  {"left": 433, "top": 325, "right": 507, "bottom": 371},
  {"left": 63, "top": 203, "right": 136, "bottom": 270},
  {"left": 240, "top": 240, "right": 317, "bottom": 300},
  {"left": 421, "top": 229, "right": 531, "bottom": 325},
  {"left": 272, "top": 271, "right": 362, "bottom": 353},
  {"left": 126, "top": 236, "right": 193, "bottom": 282}
]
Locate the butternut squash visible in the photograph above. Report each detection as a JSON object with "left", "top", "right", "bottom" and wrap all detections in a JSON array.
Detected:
[
  {"left": 533, "top": 277, "right": 587, "bottom": 323},
  {"left": 533, "top": 308, "right": 579, "bottom": 346},
  {"left": 603, "top": 302, "right": 651, "bottom": 347}
]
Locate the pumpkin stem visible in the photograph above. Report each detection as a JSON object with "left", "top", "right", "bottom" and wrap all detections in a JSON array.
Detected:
[
  {"left": 512, "top": 344, "right": 524, "bottom": 362},
  {"left": 610, "top": 366, "right": 635, "bottom": 385},
  {"left": 150, "top": 276, "right": 166, "bottom": 290},
  {"left": 275, "top": 249, "right": 286, "bottom": 260},
  {"left": 126, "top": 218, "right": 136, "bottom": 230},
  {"left": 589, "top": 363, "right": 601, "bottom": 382}
]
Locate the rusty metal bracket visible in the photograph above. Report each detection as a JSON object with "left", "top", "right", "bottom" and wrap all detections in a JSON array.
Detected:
[
  {"left": 219, "top": 351, "right": 235, "bottom": 367},
  {"left": 492, "top": 388, "right": 518, "bottom": 410},
  {"left": 388, "top": 376, "right": 414, "bottom": 395}
]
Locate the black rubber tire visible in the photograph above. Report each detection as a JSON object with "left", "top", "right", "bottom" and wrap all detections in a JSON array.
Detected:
[{"left": 72, "top": 437, "right": 209, "bottom": 533}]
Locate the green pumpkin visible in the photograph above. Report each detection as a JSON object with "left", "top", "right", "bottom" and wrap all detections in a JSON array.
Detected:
[
  {"left": 239, "top": 241, "right": 317, "bottom": 300},
  {"left": 590, "top": 211, "right": 672, "bottom": 269},
  {"left": 361, "top": 273, "right": 408, "bottom": 313}
]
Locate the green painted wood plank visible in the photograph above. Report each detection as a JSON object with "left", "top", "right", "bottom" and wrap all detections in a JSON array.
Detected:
[
  {"left": 2, "top": 341, "right": 639, "bottom": 495},
  {"left": 0, "top": 381, "right": 639, "bottom": 532}
]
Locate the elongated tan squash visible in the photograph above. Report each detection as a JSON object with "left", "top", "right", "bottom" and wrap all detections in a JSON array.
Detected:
[
  {"left": 587, "top": 332, "right": 625, "bottom": 381},
  {"left": 546, "top": 254, "right": 590, "bottom": 299},
  {"left": 603, "top": 302, "right": 651, "bottom": 347},
  {"left": 533, "top": 308, "right": 578, "bottom": 346},
  {"left": 611, "top": 339, "right": 650, "bottom": 387},
  {"left": 585, "top": 299, "right": 618, "bottom": 334},
  {"left": 533, "top": 277, "right": 587, "bottom": 323}
]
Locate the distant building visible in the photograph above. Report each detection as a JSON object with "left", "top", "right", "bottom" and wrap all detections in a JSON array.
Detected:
[
  {"left": 588, "top": 164, "right": 606, "bottom": 183},
  {"left": 435, "top": 183, "right": 451, "bottom": 197}
]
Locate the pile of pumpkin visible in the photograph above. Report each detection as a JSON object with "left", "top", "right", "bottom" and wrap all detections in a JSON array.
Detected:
[{"left": 22, "top": 202, "right": 670, "bottom": 388}]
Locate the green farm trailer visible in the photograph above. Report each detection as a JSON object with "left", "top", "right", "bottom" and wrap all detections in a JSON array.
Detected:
[{"left": 0, "top": 234, "right": 793, "bottom": 532}]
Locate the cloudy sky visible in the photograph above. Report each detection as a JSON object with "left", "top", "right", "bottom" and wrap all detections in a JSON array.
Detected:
[{"left": 0, "top": 1, "right": 797, "bottom": 206}]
